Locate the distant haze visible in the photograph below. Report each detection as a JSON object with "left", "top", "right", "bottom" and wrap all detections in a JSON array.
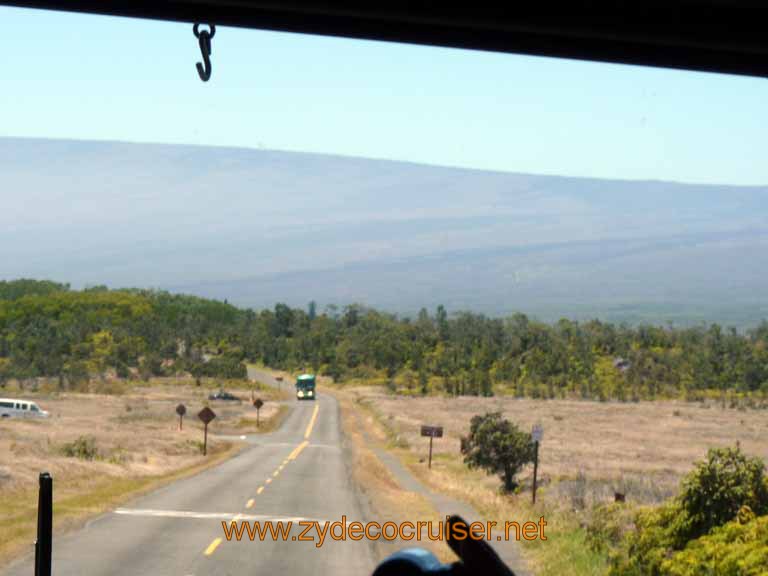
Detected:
[{"left": 2, "top": 137, "right": 767, "bottom": 326}]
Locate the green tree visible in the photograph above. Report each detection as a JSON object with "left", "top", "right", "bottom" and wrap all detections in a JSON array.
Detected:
[
  {"left": 419, "top": 367, "right": 429, "bottom": 395},
  {"left": 460, "top": 411, "right": 534, "bottom": 492}
]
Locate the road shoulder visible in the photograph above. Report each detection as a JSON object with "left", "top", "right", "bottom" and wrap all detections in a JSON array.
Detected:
[{"left": 333, "top": 387, "right": 533, "bottom": 576}]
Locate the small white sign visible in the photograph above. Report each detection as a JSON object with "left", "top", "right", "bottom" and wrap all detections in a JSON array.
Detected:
[{"left": 532, "top": 424, "right": 543, "bottom": 443}]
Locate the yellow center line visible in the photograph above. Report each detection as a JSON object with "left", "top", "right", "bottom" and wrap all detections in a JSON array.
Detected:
[
  {"left": 246, "top": 499, "right": 254, "bottom": 509},
  {"left": 286, "top": 443, "right": 301, "bottom": 460},
  {"left": 288, "top": 440, "right": 309, "bottom": 461},
  {"left": 272, "top": 470, "right": 280, "bottom": 477},
  {"left": 257, "top": 486, "right": 264, "bottom": 494},
  {"left": 304, "top": 404, "right": 320, "bottom": 439},
  {"left": 282, "top": 459, "right": 289, "bottom": 466},
  {"left": 204, "top": 538, "right": 222, "bottom": 556}
]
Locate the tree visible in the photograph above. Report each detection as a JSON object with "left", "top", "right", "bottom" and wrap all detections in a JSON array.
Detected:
[
  {"left": 479, "top": 369, "right": 493, "bottom": 397},
  {"left": 419, "top": 367, "right": 429, "bottom": 395},
  {"left": 460, "top": 412, "right": 534, "bottom": 492},
  {"left": 436, "top": 305, "right": 449, "bottom": 341},
  {"left": 62, "top": 360, "right": 89, "bottom": 389}
]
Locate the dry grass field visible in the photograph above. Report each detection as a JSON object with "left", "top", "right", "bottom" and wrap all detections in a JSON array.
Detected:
[
  {"left": 0, "top": 378, "right": 290, "bottom": 566},
  {"left": 348, "top": 388, "right": 768, "bottom": 504},
  {"left": 335, "top": 386, "right": 768, "bottom": 575}
]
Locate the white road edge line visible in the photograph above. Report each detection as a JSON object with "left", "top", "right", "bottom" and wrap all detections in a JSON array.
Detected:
[{"left": 114, "top": 508, "right": 325, "bottom": 523}]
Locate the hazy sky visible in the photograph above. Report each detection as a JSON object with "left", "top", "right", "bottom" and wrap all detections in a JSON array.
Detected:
[{"left": 1, "top": 5, "right": 766, "bottom": 185}]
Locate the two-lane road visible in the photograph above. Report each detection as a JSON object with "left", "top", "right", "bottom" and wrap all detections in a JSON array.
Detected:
[{"left": 3, "top": 378, "right": 375, "bottom": 576}]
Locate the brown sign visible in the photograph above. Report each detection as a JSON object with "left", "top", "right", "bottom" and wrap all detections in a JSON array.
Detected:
[
  {"left": 421, "top": 425, "right": 443, "bottom": 438},
  {"left": 176, "top": 404, "right": 186, "bottom": 416},
  {"left": 254, "top": 398, "right": 264, "bottom": 409},
  {"left": 276, "top": 376, "right": 284, "bottom": 382},
  {"left": 198, "top": 406, "right": 216, "bottom": 425}
]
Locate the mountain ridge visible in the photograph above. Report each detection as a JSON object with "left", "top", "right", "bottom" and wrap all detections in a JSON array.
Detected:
[{"left": 1, "top": 136, "right": 766, "bottom": 326}]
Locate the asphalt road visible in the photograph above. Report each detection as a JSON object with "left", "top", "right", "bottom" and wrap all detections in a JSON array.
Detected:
[{"left": 3, "top": 370, "right": 375, "bottom": 576}]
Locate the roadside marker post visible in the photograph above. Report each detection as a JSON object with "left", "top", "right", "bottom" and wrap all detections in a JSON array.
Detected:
[
  {"left": 531, "top": 424, "right": 543, "bottom": 504},
  {"left": 176, "top": 403, "right": 186, "bottom": 431},
  {"left": 198, "top": 407, "right": 216, "bottom": 456},
  {"left": 34, "top": 472, "right": 52, "bottom": 576},
  {"left": 254, "top": 398, "right": 264, "bottom": 428},
  {"left": 420, "top": 425, "right": 443, "bottom": 469}
]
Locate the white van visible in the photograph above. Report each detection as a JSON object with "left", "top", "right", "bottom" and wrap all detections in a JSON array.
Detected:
[{"left": 0, "top": 398, "right": 50, "bottom": 419}]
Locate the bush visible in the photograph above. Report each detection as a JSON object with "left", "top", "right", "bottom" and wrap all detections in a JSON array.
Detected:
[
  {"left": 60, "top": 435, "right": 99, "bottom": 460},
  {"left": 586, "top": 503, "right": 633, "bottom": 554},
  {"left": 662, "top": 513, "right": 768, "bottom": 576},
  {"left": 609, "top": 445, "right": 768, "bottom": 575},
  {"left": 608, "top": 501, "right": 690, "bottom": 575},
  {"left": 460, "top": 411, "right": 534, "bottom": 492},
  {"left": 679, "top": 446, "right": 768, "bottom": 540}
]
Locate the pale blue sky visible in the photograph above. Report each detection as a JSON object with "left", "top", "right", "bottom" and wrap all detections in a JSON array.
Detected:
[{"left": 0, "top": 5, "right": 766, "bottom": 185}]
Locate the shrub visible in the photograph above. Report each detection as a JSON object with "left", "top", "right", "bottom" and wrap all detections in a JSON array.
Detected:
[
  {"left": 567, "top": 470, "right": 589, "bottom": 510},
  {"left": 586, "top": 503, "right": 633, "bottom": 554},
  {"left": 662, "top": 513, "right": 768, "bottom": 576},
  {"left": 678, "top": 446, "right": 768, "bottom": 540},
  {"left": 60, "top": 435, "right": 99, "bottom": 460},
  {"left": 460, "top": 411, "right": 534, "bottom": 492},
  {"left": 608, "top": 501, "right": 691, "bottom": 575},
  {"left": 609, "top": 446, "right": 768, "bottom": 575}
]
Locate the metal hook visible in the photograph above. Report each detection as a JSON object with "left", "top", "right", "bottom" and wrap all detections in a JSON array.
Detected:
[{"left": 193, "top": 23, "right": 216, "bottom": 82}]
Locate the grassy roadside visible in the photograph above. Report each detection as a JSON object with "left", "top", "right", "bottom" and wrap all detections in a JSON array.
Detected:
[
  {"left": 0, "top": 440, "right": 243, "bottom": 568},
  {"left": 399, "top": 451, "right": 607, "bottom": 575},
  {"left": 224, "top": 404, "right": 292, "bottom": 434},
  {"left": 347, "top": 390, "right": 608, "bottom": 576},
  {"left": 332, "top": 389, "right": 457, "bottom": 564}
]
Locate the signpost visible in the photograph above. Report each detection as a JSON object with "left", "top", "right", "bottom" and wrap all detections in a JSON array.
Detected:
[
  {"left": 420, "top": 425, "right": 443, "bottom": 469},
  {"left": 176, "top": 403, "right": 186, "bottom": 430},
  {"left": 34, "top": 472, "right": 52, "bottom": 576},
  {"left": 531, "top": 424, "right": 543, "bottom": 504},
  {"left": 254, "top": 398, "right": 264, "bottom": 428},
  {"left": 198, "top": 407, "right": 216, "bottom": 455}
]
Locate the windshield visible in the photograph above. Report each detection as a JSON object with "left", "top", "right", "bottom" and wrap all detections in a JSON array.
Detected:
[{"left": 0, "top": 6, "right": 767, "bottom": 576}]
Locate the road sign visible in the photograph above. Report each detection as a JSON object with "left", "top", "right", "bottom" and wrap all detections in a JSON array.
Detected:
[
  {"left": 254, "top": 398, "right": 264, "bottom": 428},
  {"left": 198, "top": 407, "right": 216, "bottom": 455},
  {"left": 420, "top": 425, "right": 443, "bottom": 438},
  {"left": 276, "top": 376, "right": 284, "bottom": 382},
  {"left": 531, "top": 424, "right": 543, "bottom": 503},
  {"left": 176, "top": 404, "right": 186, "bottom": 430},
  {"left": 420, "top": 425, "right": 443, "bottom": 469},
  {"left": 198, "top": 406, "right": 216, "bottom": 425}
]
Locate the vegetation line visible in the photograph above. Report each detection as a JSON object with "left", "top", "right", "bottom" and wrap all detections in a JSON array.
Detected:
[{"left": 2, "top": 280, "right": 767, "bottom": 404}]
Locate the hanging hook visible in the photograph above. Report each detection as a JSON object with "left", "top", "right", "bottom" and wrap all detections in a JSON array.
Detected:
[{"left": 193, "top": 23, "right": 216, "bottom": 82}]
